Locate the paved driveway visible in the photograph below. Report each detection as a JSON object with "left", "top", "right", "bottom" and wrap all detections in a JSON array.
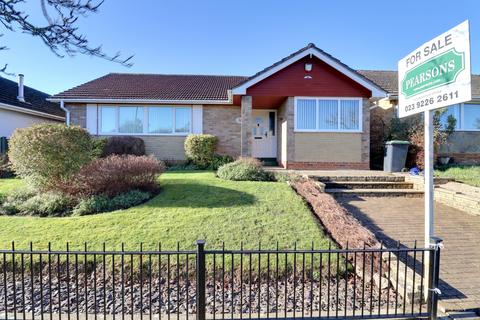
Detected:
[{"left": 338, "top": 197, "right": 480, "bottom": 313}]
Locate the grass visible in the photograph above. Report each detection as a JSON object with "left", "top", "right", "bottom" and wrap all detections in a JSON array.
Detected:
[
  {"left": 0, "top": 177, "right": 23, "bottom": 197},
  {"left": 435, "top": 165, "right": 480, "bottom": 187},
  {"left": 0, "top": 172, "right": 331, "bottom": 253}
]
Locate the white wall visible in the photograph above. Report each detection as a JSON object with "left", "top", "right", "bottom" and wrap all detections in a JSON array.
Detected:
[{"left": 0, "top": 109, "right": 60, "bottom": 138}]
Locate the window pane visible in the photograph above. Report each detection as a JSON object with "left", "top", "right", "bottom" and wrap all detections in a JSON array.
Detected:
[
  {"left": 296, "top": 99, "right": 316, "bottom": 130},
  {"left": 175, "top": 107, "right": 191, "bottom": 133},
  {"left": 119, "top": 107, "right": 144, "bottom": 133},
  {"left": 463, "top": 104, "right": 480, "bottom": 130},
  {"left": 318, "top": 100, "right": 338, "bottom": 130},
  {"left": 101, "top": 107, "right": 116, "bottom": 133},
  {"left": 340, "top": 100, "right": 359, "bottom": 130},
  {"left": 149, "top": 107, "right": 173, "bottom": 133},
  {"left": 438, "top": 105, "right": 460, "bottom": 130}
]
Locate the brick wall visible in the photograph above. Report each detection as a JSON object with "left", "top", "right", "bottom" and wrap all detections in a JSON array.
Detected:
[{"left": 203, "top": 105, "right": 241, "bottom": 158}]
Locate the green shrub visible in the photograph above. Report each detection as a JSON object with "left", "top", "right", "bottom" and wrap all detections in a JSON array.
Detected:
[
  {"left": 184, "top": 134, "right": 218, "bottom": 168},
  {"left": 8, "top": 124, "right": 93, "bottom": 189},
  {"left": 273, "top": 172, "right": 302, "bottom": 183},
  {"left": 73, "top": 190, "right": 151, "bottom": 216},
  {"left": 0, "top": 188, "right": 37, "bottom": 215},
  {"left": 91, "top": 137, "right": 108, "bottom": 158},
  {"left": 18, "top": 192, "right": 73, "bottom": 217},
  {"left": 210, "top": 154, "right": 234, "bottom": 170},
  {"left": 217, "top": 157, "right": 274, "bottom": 181}
]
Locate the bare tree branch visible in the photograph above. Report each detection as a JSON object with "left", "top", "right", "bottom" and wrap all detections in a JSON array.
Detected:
[{"left": 0, "top": 0, "right": 134, "bottom": 74}]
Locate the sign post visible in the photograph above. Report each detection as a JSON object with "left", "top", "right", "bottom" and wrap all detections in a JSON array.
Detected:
[{"left": 398, "top": 20, "right": 471, "bottom": 248}]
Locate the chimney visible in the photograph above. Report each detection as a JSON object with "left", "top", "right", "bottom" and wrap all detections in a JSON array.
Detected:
[{"left": 17, "top": 74, "right": 25, "bottom": 102}]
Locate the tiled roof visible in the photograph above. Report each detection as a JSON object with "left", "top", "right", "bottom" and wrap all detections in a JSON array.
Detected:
[
  {"left": 0, "top": 76, "right": 64, "bottom": 117},
  {"left": 358, "top": 70, "right": 480, "bottom": 97},
  {"left": 51, "top": 73, "right": 248, "bottom": 101}
]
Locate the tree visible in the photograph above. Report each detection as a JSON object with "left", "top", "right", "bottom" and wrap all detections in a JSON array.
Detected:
[{"left": 0, "top": 0, "right": 133, "bottom": 74}]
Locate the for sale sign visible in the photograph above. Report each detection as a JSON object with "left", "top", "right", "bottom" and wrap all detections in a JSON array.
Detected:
[{"left": 398, "top": 20, "right": 471, "bottom": 118}]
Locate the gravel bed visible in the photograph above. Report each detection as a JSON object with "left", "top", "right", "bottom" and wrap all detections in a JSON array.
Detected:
[{"left": 0, "top": 272, "right": 403, "bottom": 315}]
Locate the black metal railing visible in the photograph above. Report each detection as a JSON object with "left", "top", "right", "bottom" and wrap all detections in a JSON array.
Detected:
[{"left": 0, "top": 238, "right": 442, "bottom": 320}]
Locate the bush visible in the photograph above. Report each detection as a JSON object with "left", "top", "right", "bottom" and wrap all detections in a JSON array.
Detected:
[
  {"left": 58, "top": 155, "right": 165, "bottom": 198},
  {"left": 18, "top": 192, "right": 73, "bottom": 217},
  {"left": 0, "top": 187, "right": 38, "bottom": 215},
  {"left": 210, "top": 154, "right": 234, "bottom": 170},
  {"left": 184, "top": 134, "right": 218, "bottom": 168},
  {"left": 91, "top": 137, "right": 108, "bottom": 158},
  {"left": 72, "top": 190, "right": 151, "bottom": 216},
  {"left": 217, "top": 157, "right": 274, "bottom": 181},
  {"left": 8, "top": 124, "right": 93, "bottom": 189},
  {"left": 102, "top": 136, "right": 145, "bottom": 157}
]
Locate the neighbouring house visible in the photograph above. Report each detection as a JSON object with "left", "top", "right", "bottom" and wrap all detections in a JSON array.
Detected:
[
  {"left": 363, "top": 71, "right": 480, "bottom": 166},
  {"left": 50, "top": 43, "right": 389, "bottom": 169},
  {"left": 0, "top": 75, "right": 65, "bottom": 138}
]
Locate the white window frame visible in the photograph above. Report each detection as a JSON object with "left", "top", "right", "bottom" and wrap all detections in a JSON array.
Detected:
[
  {"left": 294, "top": 97, "right": 363, "bottom": 133},
  {"left": 98, "top": 105, "right": 193, "bottom": 136},
  {"left": 440, "top": 102, "right": 480, "bottom": 132}
]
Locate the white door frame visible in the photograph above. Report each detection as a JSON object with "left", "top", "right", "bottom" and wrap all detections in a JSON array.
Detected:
[{"left": 252, "top": 109, "right": 277, "bottom": 158}]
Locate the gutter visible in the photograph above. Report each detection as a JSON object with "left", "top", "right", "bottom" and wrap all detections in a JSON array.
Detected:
[
  {"left": 0, "top": 103, "right": 65, "bottom": 121},
  {"left": 47, "top": 98, "right": 234, "bottom": 105},
  {"left": 59, "top": 100, "right": 70, "bottom": 126}
]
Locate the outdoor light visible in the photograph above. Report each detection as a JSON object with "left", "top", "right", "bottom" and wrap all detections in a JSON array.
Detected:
[{"left": 305, "top": 63, "right": 313, "bottom": 72}]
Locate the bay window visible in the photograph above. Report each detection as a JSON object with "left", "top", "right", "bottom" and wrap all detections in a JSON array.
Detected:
[
  {"left": 439, "top": 103, "right": 480, "bottom": 131},
  {"left": 295, "top": 97, "right": 362, "bottom": 132},
  {"left": 99, "top": 106, "right": 192, "bottom": 135}
]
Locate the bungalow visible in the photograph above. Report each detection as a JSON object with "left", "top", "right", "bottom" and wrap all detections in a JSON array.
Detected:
[
  {"left": 0, "top": 75, "right": 64, "bottom": 138},
  {"left": 49, "top": 43, "right": 480, "bottom": 169}
]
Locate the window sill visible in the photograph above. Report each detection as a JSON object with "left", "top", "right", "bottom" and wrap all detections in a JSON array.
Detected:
[{"left": 294, "top": 130, "right": 363, "bottom": 133}]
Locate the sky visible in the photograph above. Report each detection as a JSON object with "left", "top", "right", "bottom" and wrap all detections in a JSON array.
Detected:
[{"left": 1, "top": 0, "right": 480, "bottom": 94}]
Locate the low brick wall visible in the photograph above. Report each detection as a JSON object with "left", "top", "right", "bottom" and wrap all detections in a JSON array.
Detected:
[
  {"left": 438, "top": 152, "right": 480, "bottom": 165},
  {"left": 286, "top": 161, "right": 370, "bottom": 170}
]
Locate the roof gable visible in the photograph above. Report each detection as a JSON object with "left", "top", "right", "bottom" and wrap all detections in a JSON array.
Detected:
[{"left": 232, "top": 43, "right": 387, "bottom": 98}]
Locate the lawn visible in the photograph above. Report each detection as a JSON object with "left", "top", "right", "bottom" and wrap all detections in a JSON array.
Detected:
[
  {"left": 0, "top": 172, "right": 330, "bottom": 252},
  {"left": 435, "top": 165, "right": 480, "bottom": 187}
]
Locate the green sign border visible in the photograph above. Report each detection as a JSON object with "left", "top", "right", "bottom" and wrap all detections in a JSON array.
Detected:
[{"left": 401, "top": 48, "right": 465, "bottom": 98}]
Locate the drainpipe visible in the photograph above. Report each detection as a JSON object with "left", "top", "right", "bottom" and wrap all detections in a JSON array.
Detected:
[{"left": 59, "top": 100, "right": 70, "bottom": 126}]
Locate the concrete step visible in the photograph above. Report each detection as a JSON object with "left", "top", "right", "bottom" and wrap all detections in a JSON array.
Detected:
[
  {"left": 325, "top": 181, "right": 414, "bottom": 189},
  {"left": 314, "top": 175, "right": 406, "bottom": 183},
  {"left": 326, "top": 188, "right": 424, "bottom": 198}
]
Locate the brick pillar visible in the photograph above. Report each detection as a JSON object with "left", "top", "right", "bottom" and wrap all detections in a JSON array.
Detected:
[{"left": 241, "top": 95, "right": 253, "bottom": 157}]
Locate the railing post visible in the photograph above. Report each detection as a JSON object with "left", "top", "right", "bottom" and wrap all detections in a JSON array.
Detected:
[
  {"left": 196, "top": 240, "right": 206, "bottom": 320},
  {"left": 428, "top": 236, "right": 443, "bottom": 320}
]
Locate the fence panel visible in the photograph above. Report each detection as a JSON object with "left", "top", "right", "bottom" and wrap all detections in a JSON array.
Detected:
[{"left": 0, "top": 240, "right": 441, "bottom": 320}]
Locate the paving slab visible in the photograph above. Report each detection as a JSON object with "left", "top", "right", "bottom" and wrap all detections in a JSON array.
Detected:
[{"left": 337, "top": 197, "right": 480, "bottom": 313}]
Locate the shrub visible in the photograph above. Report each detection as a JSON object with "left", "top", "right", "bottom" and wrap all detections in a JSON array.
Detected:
[
  {"left": 18, "top": 192, "right": 73, "bottom": 217},
  {"left": 102, "top": 136, "right": 145, "bottom": 157},
  {"left": 72, "top": 190, "right": 151, "bottom": 216},
  {"left": 210, "top": 154, "right": 234, "bottom": 170},
  {"left": 217, "top": 157, "right": 274, "bottom": 181},
  {"left": 0, "top": 187, "right": 37, "bottom": 215},
  {"left": 58, "top": 155, "right": 165, "bottom": 198},
  {"left": 184, "top": 134, "right": 218, "bottom": 168},
  {"left": 8, "top": 124, "right": 93, "bottom": 189},
  {"left": 91, "top": 137, "right": 108, "bottom": 158}
]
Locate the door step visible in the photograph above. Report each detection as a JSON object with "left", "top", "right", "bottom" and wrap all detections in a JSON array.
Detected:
[
  {"left": 325, "top": 181, "right": 414, "bottom": 189},
  {"left": 314, "top": 175, "right": 406, "bottom": 183}
]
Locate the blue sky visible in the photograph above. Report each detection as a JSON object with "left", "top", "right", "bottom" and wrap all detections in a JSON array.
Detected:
[{"left": 1, "top": 0, "right": 479, "bottom": 94}]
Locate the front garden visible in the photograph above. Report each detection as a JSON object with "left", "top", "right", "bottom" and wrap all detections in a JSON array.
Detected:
[
  {"left": 435, "top": 164, "right": 480, "bottom": 187},
  {"left": 0, "top": 171, "right": 329, "bottom": 251}
]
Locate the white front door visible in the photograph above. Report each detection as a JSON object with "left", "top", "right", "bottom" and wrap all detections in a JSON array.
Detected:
[{"left": 252, "top": 110, "right": 277, "bottom": 158}]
